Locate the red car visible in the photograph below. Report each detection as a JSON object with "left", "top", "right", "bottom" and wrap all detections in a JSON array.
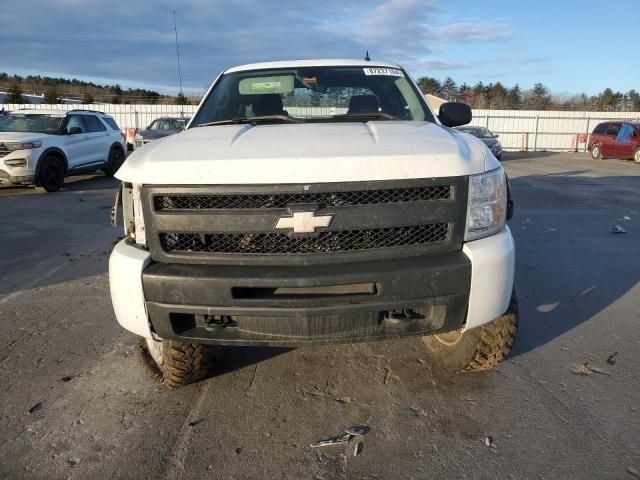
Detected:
[{"left": 588, "top": 121, "right": 640, "bottom": 163}]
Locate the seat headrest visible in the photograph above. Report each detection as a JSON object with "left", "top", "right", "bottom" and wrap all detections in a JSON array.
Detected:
[
  {"left": 348, "top": 95, "right": 379, "bottom": 114},
  {"left": 253, "top": 95, "right": 284, "bottom": 116}
]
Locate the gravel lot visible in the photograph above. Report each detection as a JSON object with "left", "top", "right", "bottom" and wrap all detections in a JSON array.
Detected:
[{"left": 1, "top": 152, "right": 639, "bottom": 480}]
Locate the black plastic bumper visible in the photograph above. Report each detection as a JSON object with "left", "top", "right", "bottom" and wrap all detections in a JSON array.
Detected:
[{"left": 142, "top": 253, "right": 471, "bottom": 346}]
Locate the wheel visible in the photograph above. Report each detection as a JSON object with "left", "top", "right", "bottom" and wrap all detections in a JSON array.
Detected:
[
  {"left": 634, "top": 148, "right": 640, "bottom": 163},
  {"left": 422, "top": 292, "right": 518, "bottom": 372},
  {"left": 144, "top": 337, "right": 213, "bottom": 388},
  {"left": 591, "top": 144, "right": 602, "bottom": 160},
  {"left": 103, "top": 146, "right": 125, "bottom": 177},
  {"left": 35, "top": 155, "right": 65, "bottom": 192}
]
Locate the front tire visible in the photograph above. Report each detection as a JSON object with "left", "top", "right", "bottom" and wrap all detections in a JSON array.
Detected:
[
  {"left": 634, "top": 148, "right": 640, "bottom": 164},
  {"left": 144, "top": 338, "right": 213, "bottom": 388},
  {"left": 103, "top": 146, "right": 125, "bottom": 177},
  {"left": 591, "top": 144, "right": 602, "bottom": 160},
  {"left": 35, "top": 155, "right": 65, "bottom": 192},
  {"left": 422, "top": 292, "right": 518, "bottom": 372}
]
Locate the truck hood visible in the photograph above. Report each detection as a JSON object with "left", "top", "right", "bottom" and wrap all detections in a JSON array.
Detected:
[
  {"left": 0, "top": 132, "right": 50, "bottom": 143},
  {"left": 117, "top": 121, "right": 493, "bottom": 185}
]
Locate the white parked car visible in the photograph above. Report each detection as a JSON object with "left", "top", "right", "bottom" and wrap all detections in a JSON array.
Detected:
[
  {"left": 110, "top": 59, "right": 517, "bottom": 387},
  {"left": 0, "top": 109, "right": 126, "bottom": 192}
]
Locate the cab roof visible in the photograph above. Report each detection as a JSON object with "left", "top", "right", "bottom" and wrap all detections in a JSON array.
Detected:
[{"left": 224, "top": 59, "right": 402, "bottom": 74}]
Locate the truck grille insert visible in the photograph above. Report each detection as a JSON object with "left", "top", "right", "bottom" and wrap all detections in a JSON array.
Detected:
[
  {"left": 154, "top": 185, "right": 451, "bottom": 210},
  {"left": 160, "top": 224, "right": 449, "bottom": 255}
]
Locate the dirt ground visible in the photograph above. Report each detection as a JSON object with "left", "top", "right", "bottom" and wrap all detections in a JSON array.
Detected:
[{"left": 1, "top": 152, "right": 639, "bottom": 479}]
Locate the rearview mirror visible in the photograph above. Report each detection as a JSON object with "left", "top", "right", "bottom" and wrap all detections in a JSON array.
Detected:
[
  {"left": 438, "top": 102, "right": 472, "bottom": 128},
  {"left": 68, "top": 127, "right": 82, "bottom": 135}
]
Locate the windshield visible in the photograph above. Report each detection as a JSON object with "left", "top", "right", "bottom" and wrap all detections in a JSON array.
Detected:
[
  {"left": 148, "top": 118, "right": 187, "bottom": 130},
  {"left": 0, "top": 113, "right": 65, "bottom": 134},
  {"left": 459, "top": 127, "right": 494, "bottom": 138},
  {"left": 191, "top": 66, "right": 434, "bottom": 126}
]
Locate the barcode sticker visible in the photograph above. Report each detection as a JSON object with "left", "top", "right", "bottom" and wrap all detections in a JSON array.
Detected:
[{"left": 363, "top": 67, "right": 403, "bottom": 77}]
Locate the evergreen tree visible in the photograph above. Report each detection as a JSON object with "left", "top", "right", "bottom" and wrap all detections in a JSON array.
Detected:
[
  {"left": 5, "top": 83, "right": 27, "bottom": 103},
  {"left": 441, "top": 77, "right": 457, "bottom": 100},
  {"left": 529, "top": 83, "right": 551, "bottom": 110},
  {"left": 43, "top": 87, "right": 59, "bottom": 104},
  {"left": 416, "top": 77, "right": 442, "bottom": 96},
  {"left": 506, "top": 84, "right": 522, "bottom": 109}
]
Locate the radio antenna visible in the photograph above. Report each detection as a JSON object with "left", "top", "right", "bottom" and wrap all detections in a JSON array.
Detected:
[
  {"left": 364, "top": 51, "right": 371, "bottom": 61},
  {"left": 173, "top": 10, "right": 183, "bottom": 96}
]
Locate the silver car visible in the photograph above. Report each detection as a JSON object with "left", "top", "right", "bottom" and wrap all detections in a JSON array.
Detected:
[
  {"left": 456, "top": 126, "right": 503, "bottom": 160},
  {"left": 134, "top": 117, "right": 189, "bottom": 149}
]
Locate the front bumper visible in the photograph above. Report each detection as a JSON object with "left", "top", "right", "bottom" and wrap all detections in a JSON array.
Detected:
[
  {"left": 0, "top": 149, "right": 37, "bottom": 185},
  {"left": 109, "top": 227, "right": 514, "bottom": 346}
]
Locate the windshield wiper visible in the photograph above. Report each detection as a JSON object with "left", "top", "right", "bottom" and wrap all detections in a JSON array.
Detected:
[
  {"left": 196, "top": 115, "right": 301, "bottom": 127},
  {"left": 332, "top": 112, "right": 399, "bottom": 121}
]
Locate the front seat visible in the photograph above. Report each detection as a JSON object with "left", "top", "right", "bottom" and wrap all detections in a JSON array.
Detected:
[
  {"left": 252, "top": 94, "right": 287, "bottom": 116},
  {"left": 348, "top": 95, "right": 379, "bottom": 114}
]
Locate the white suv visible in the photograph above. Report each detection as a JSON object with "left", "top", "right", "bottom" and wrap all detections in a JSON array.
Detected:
[{"left": 0, "top": 109, "right": 126, "bottom": 192}]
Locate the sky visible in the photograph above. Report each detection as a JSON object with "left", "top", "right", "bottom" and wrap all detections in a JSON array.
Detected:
[{"left": 1, "top": 0, "right": 637, "bottom": 96}]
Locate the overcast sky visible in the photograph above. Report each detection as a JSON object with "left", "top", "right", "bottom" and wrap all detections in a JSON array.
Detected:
[{"left": 1, "top": 0, "right": 637, "bottom": 95}]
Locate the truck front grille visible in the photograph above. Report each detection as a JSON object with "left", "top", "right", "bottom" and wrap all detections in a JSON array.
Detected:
[
  {"left": 0, "top": 144, "right": 9, "bottom": 158},
  {"left": 154, "top": 185, "right": 451, "bottom": 210},
  {"left": 142, "top": 178, "right": 467, "bottom": 265},
  {"left": 160, "top": 223, "right": 449, "bottom": 255}
]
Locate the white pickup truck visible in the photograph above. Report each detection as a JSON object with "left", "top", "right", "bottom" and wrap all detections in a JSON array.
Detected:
[{"left": 109, "top": 59, "right": 517, "bottom": 387}]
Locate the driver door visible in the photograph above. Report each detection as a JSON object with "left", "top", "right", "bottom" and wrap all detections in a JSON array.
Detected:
[{"left": 61, "top": 115, "right": 91, "bottom": 168}]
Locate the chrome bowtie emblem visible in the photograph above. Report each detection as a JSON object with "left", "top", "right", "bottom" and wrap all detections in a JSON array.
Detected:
[{"left": 275, "top": 210, "right": 333, "bottom": 234}]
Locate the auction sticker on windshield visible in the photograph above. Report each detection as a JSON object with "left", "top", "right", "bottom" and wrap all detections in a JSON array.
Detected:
[{"left": 363, "top": 67, "right": 403, "bottom": 77}]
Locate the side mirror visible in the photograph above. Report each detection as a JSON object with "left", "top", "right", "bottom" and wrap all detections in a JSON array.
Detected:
[
  {"left": 68, "top": 127, "right": 82, "bottom": 135},
  {"left": 438, "top": 102, "right": 472, "bottom": 128},
  {"left": 494, "top": 134, "right": 500, "bottom": 138}
]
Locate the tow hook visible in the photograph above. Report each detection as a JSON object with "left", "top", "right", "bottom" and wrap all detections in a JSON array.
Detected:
[
  {"left": 384, "top": 309, "right": 425, "bottom": 323},
  {"left": 203, "top": 315, "right": 236, "bottom": 330}
]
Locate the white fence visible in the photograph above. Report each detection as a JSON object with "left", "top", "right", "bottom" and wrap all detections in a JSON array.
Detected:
[
  {"left": 470, "top": 109, "right": 640, "bottom": 152},
  {"left": 4, "top": 103, "right": 640, "bottom": 152}
]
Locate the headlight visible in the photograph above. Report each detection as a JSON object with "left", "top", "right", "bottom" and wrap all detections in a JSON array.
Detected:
[
  {"left": 465, "top": 167, "right": 507, "bottom": 241},
  {"left": 5, "top": 141, "right": 42, "bottom": 150}
]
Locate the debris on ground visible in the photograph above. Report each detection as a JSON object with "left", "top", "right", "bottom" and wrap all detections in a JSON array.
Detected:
[
  {"left": 627, "top": 466, "right": 639, "bottom": 478},
  {"left": 28, "top": 402, "right": 43, "bottom": 414},
  {"left": 485, "top": 436, "right": 496, "bottom": 448},
  {"left": 606, "top": 352, "right": 618, "bottom": 365},
  {"left": 311, "top": 426, "right": 370, "bottom": 456},
  {"left": 188, "top": 418, "right": 205, "bottom": 427},
  {"left": 60, "top": 375, "right": 74, "bottom": 382},
  {"left": 573, "top": 362, "right": 611, "bottom": 376},
  {"left": 410, "top": 406, "right": 429, "bottom": 417},
  {"left": 609, "top": 225, "right": 626, "bottom": 234},
  {"left": 621, "top": 216, "right": 631, "bottom": 221},
  {"left": 67, "top": 456, "right": 80, "bottom": 466}
]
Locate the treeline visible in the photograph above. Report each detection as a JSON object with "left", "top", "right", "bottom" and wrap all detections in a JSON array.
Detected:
[
  {"left": 0, "top": 73, "right": 194, "bottom": 105},
  {"left": 416, "top": 76, "right": 640, "bottom": 112}
]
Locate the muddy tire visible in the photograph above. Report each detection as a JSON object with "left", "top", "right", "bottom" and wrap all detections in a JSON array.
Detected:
[
  {"left": 144, "top": 338, "right": 213, "bottom": 388},
  {"left": 35, "top": 154, "right": 65, "bottom": 192},
  {"left": 422, "top": 292, "right": 518, "bottom": 372},
  {"left": 591, "top": 144, "right": 602, "bottom": 160},
  {"left": 103, "top": 146, "right": 125, "bottom": 177}
]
